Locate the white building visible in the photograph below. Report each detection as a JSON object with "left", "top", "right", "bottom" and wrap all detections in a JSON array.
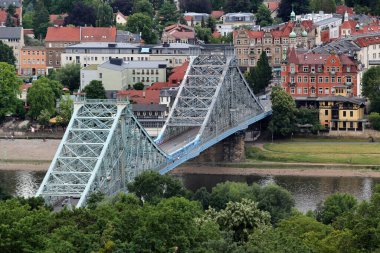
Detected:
[
  {"left": 115, "top": 11, "right": 127, "bottom": 25},
  {"left": 216, "top": 13, "right": 256, "bottom": 36},
  {"left": 183, "top": 12, "right": 209, "bottom": 26},
  {"left": 62, "top": 42, "right": 200, "bottom": 68},
  {"left": 0, "top": 27, "right": 24, "bottom": 72},
  {"left": 314, "top": 17, "right": 342, "bottom": 45}
]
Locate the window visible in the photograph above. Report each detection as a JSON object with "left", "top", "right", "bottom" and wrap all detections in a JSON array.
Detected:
[
  {"left": 318, "top": 77, "right": 323, "bottom": 83},
  {"left": 346, "top": 76, "right": 352, "bottom": 83},
  {"left": 347, "top": 66, "right": 351, "bottom": 72},
  {"left": 290, "top": 66, "right": 295, "bottom": 73},
  {"left": 331, "top": 76, "right": 335, "bottom": 83},
  {"left": 374, "top": 45, "right": 377, "bottom": 49},
  {"left": 304, "top": 76, "right": 308, "bottom": 83},
  {"left": 325, "top": 88, "right": 329, "bottom": 94},
  {"left": 237, "top": 40, "right": 241, "bottom": 44},
  {"left": 350, "top": 111, "right": 353, "bottom": 117},
  {"left": 337, "top": 77, "right": 341, "bottom": 83},
  {"left": 311, "top": 67, "right": 315, "bottom": 72},
  {"left": 291, "top": 87, "right": 295, "bottom": 94},
  {"left": 311, "top": 87, "right": 315, "bottom": 94},
  {"left": 343, "top": 111, "right": 346, "bottom": 117},
  {"left": 325, "top": 77, "right": 329, "bottom": 83},
  {"left": 331, "top": 58, "right": 335, "bottom": 63},
  {"left": 297, "top": 76, "right": 302, "bottom": 83},
  {"left": 297, "top": 88, "right": 302, "bottom": 94},
  {"left": 291, "top": 76, "right": 295, "bottom": 83},
  {"left": 304, "top": 88, "right": 308, "bottom": 94},
  {"left": 303, "top": 66, "right": 308, "bottom": 72},
  {"left": 99, "top": 73, "right": 102, "bottom": 78},
  {"left": 325, "top": 110, "right": 328, "bottom": 116},
  {"left": 318, "top": 88, "right": 323, "bottom": 94},
  {"left": 311, "top": 76, "right": 315, "bottom": 83},
  {"left": 275, "top": 47, "right": 280, "bottom": 53}
]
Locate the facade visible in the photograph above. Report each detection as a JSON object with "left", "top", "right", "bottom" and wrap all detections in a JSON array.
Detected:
[
  {"left": 233, "top": 17, "right": 315, "bottom": 77},
  {"left": 281, "top": 48, "right": 359, "bottom": 98},
  {"left": 20, "top": 46, "right": 47, "bottom": 77},
  {"left": 161, "top": 24, "right": 195, "bottom": 44},
  {"left": 62, "top": 42, "right": 200, "bottom": 68},
  {"left": 81, "top": 59, "right": 167, "bottom": 96},
  {"left": 183, "top": 12, "right": 209, "bottom": 26},
  {"left": 314, "top": 17, "right": 342, "bottom": 45},
  {"left": 0, "top": 27, "right": 23, "bottom": 72},
  {"left": 132, "top": 104, "right": 166, "bottom": 137},
  {"left": 318, "top": 96, "right": 366, "bottom": 131},
  {"left": 217, "top": 13, "right": 256, "bottom": 36},
  {"left": 45, "top": 26, "right": 117, "bottom": 70},
  {"left": 115, "top": 11, "right": 127, "bottom": 25}
]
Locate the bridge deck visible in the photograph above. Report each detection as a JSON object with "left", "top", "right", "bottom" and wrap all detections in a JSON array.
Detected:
[{"left": 159, "top": 127, "right": 200, "bottom": 155}]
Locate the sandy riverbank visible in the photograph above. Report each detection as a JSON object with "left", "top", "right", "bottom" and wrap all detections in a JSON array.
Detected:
[{"left": 172, "top": 166, "right": 380, "bottom": 178}]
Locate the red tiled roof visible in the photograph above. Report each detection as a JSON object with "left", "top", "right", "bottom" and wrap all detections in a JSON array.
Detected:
[
  {"left": 266, "top": 2, "right": 279, "bottom": 12},
  {"left": 81, "top": 27, "right": 117, "bottom": 42},
  {"left": 355, "top": 36, "right": 380, "bottom": 47},
  {"left": 20, "top": 84, "right": 32, "bottom": 92},
  {"left": 211, "top": 10, "right": 224, "bottom": 19},
  {"left": 147, "top": 82, "right": 177, "bottom": 90},
  {"left": 49, "top": 14, "right": 67, "bottom": 26},
  {"left": 336, "top": 5, "right": 354, "bottom": 15},
  {"left": 0, "top": 8, "right": 20, "bottom": 26},
  {"left": 169, "top": 61, "right": 189, "bottom": 84},
  {"left": 23, "top": 29, "right": 34, "bottom": 35},
  {"left": 287, "top": 49, "right": 355, "bottom": 66},
  {"left": 212, "top": 31, "right": 221, "bottom": 38},
  {"left": 45, "top": 27, "right": 80, "bottom": 42},
  {"left": 117, "top": 90, "right": 160, "bottom": 104},
  {"left": 320, "top": 30, "right": 330, "bottom": 43},
  {"left": 165, "top": 23, "right": 193, "bottom": 32},
  {"left": 301, "top": 20, "right": 313, "bottom": 30},
  {"left": 184, "top": 16, "right": 192, "bottom": 22}
]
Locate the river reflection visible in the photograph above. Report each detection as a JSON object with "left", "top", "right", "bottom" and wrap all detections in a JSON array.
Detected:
[
  {"left": 1, "top": 169, "right": 380, "bottom": 213},
  {"left": 179, "top": 173, "right": 380, "bottom": 212}
]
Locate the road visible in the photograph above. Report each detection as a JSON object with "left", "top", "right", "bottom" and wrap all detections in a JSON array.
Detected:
[{"left": 159, "top": 127, "right": 200, "bottom": 155}]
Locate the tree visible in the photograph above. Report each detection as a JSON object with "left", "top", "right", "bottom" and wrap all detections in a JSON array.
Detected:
[
  {"left": 295, "top": 107, "right": 322, "bottom": 132},
  {"left": 64, "top": 2, "right": 96, "bottom": 27},
  {"left": 247, "top": 51, "right": 272, "bottom": 94},
  {"left": 256, "top": 4, "right": 274, "bottom": 27},
  {"left": 192, "top": 187, "right": 211, "bottom": 210},
  {"left": 194, "top": 25, "right": 212, "bottom": 43},
  {"left": 224, "top": 0, "right": 252, "bottom": 13},
  {"left": 125, "top": 13, "right": 157, "bottom": 44},
  {"left": 179, "top": 0, "right": 212, "bottom": 13},
  {"left": 133, "top": 0, "right": 154, "bottom": 17},
  {"left": 23, "top": 12, "right": 34, "bottom": 29},
  {"left": 362, "top": 66, "right": 380, "bottom": 101},
  {"left": 203, "top": 199, "right": 271, "bottom": 243},
  {"left": 83, "top": 80, "right": 107, "bottom": 99},
  {"left": 27, "top": 77, "right": 61, "bottom": 119},
  {"left": 0, "top": 41, "right": 16, "bottom": 66},
  {"left": 159, "top": 0, "right": 180, "bottom": 26},
  {"left": 52, "top": 63, "right": 81, "bottom": 91},
  {"left": 369, "top": 112, "right": 380, "bottom": 130},
  {"left": 37, "top": 108, "right": 52, "bottom": 126},
  {"left": 278, "top": 0, "right": 311, "bottom": 22},
  {"left": 210, "top": 0, "right": 226, "bottom": 10},
  {"left": 5, "top": 13, "right": 14, "bottom": 27},
  {"left": 57, "top": 94, "right": 74, "bottom": 126},
  {"left": 127, "top": 171, "right": 189, "bottom": 204},
  {"left": 133, "top": 82, "right": 144, "bottom": 90},
  {"left": 94, "top": 0, "right": 114, "bottom": 27},
  {"left": 7, "top": 4, "right": 16, "bottom": 17},
  {"left": 32, "top": 0, "right": 50, "bottom": 39},
  {"left": 0, "top": 63, "right": 20, "bottom": 120},
  {"left": 269, "top": 86, "right": 297, "bottom": 137},
  {"left": 111, "top": 0, "right": 133, "bottom": 15},
  {"left": 257, "top": 184, "right": 295, "bottom": 224},
  {"left": 315, "top": 193, "right": 357, "bottom": 225},
  {"left": 310, "top": 0, "right": 336, "bottom": 13}
]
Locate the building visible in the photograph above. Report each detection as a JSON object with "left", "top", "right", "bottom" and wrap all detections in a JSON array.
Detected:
[
  {"left": 336, "top": 5, "right": 354, "bottom": 16},
  {"left": 313, "top": 16, "right": 342, "bottom": 45},
  {"left": 117, "top": 89, "right": 161, "bottom": 104},
  {"left": 263, "top": 0, "right": 280, "bottom": 19},
  {"left": 0, "top": 0, "right": 22, "bottom": 27},
  {"left": 20, "top": 46, "right": 47, "bottom": 77},
  {"left": 0, "top": 26, "right": 23, "bottom": 72},
  {"left": 281, "top": 48, "right": 359, "bottom": 98},
  {"left": 131, "top": 104, "right": 166, "bottom": 137},
  {"left": 217, "top": 13, "right": 256, "bottom": 36},
  {"left": 210, "top": 10, "right": 224, "bottom": 21},
  {"left": 233, "top": 11, "right": 315, "bottom": 77},
  {"left": 62, "top": 42, "right": 200, "bottom": 68},
  {"left": 81, "top": 58, "right": 167, "bottom": 96},
  {"left": 45, "top": 26, "right": 117, "bottom": 70},
  {"left": 183, "top": 12, "right": 209, "bottom": 26},
  {"left": 116, "top": 30, "right": 141, "bottom": 43},
  {"left": 318, "top": 96, "right": 366, "bottom": 131},
  {"left": 161, "top": 24, "right": 195, "bottom": 44},
  {"left": 49, "top": 14, "right": 67, "bottom": 26},
  {"left": 115, "top": 11, "right": 127, "bottom": 25}
]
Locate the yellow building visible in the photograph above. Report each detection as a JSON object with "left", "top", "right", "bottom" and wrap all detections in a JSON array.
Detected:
[{"left": 318, "top": 96, "right": 366, "bottom": 131}]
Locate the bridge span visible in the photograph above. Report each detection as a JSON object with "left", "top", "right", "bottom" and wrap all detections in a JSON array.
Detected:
[{"left": 36, "top": 54, "right": 272, "bottom": 208}]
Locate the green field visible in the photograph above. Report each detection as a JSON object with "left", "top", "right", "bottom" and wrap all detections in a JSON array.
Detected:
[{"left": 246, "top": 143, "right": 380, "bottom": 166}]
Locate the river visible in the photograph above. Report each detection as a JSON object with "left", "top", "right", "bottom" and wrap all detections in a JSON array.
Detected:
[{"left": 1, "top": 169, "right": 379, "bottom": 213}]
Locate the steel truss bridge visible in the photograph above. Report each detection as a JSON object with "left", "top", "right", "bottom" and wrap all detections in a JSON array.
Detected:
[{"left": 36, "top": 54, "right": 272, "bottom": 208}]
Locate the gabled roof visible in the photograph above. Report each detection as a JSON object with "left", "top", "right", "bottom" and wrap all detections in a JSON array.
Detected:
[
  {"left": 355, "top": 36, "right": 380, "bottom": 47},
  {"left": 336, "top": 5, "right": 354, "bottom": 15},
  {"left": 80, "top": 27, "right": 117, "bottom": 42},
  {"left": 49, "top": 14, "right": 67, "bottom": 26},
  {"left": 45, "top": 27, "right": 80, "bottom": 42},
  {"left": 117, "top": 90, "right": 161, "bottom": 104},
  {"left": 0, "top": 27, "right": 22, "bottom": 39},
  {"left": 266, "top": 2, "right": 279, "bottom": 12},
  {"left": 211, "top": 10, "right": 224, "bottom": 19}
]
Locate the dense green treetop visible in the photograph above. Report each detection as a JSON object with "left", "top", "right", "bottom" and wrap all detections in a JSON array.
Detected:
[
  {"left": 362, "top": 66, "right": 380, "bottom": 101},
  {"left": 0, "top": 41, "right": 16, "bottom": 67},
  {"left": 278, "top": 0, "right": 311, "bottom": 22},
  {"left": 125, "top": 13, "right": 158, "bottom": 44},
  {"left": 50, "top": 63, "right": 81, "bottom": 91},
  {"left": 256, "top": 4, "right": 274, "bottom": 27},
  {"left": 0, "top": 62, "right": 21, "bottom": 119},
  {"left": 83, "top": 80, "right": 107, "bottom": 99}
]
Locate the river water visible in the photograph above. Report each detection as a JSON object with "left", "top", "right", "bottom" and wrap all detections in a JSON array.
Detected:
[{"left": 1, "top": 169, "right": 379, "bottom": 212}]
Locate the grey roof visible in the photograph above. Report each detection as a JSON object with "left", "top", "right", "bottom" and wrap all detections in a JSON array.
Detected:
[
  {"left": 160, "top": 87, "right": 178, "bottom": 97},
  {"left": 316, "top": 95, "right": 366, "bottom": 104},
  {"left": 66, "top": 42, "right": 199, "bottom": 50},
  {"left": 0, "top": 27, "right": 22, "bottom": 39},
  {"left": 184, "top": 12, "right": 209, "bottom": 21},
  {"left": 314, "top": 17, "right": 342, "bottom": 27},
  {"left": 99, "top": 60, "right": 167, "bottom": 71},
  {"left": 132, "top": 104, "right": 166, "bottom": 112},
  {"left": 116, "top": 30, "right": 141, "bottom": 43},
  {"left": 350, "top": 14, "right": 376, "bottom": 26},
  {"left": 1, "top": 0, "right": 21, "bottom": 7},
  {"left": 312, "top": 39, "right": 360, "bottom": 55}
]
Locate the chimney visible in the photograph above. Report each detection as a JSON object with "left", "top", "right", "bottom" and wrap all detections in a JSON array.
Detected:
[{"left": 142, "top": 91, "right": 146, "bottom": 98}]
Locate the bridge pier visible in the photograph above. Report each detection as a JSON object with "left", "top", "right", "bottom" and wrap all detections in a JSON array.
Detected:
[{"left": 191, "top": 131, "right": 246, "bottom": 164}]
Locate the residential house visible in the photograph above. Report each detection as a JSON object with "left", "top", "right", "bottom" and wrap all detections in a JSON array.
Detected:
[
  {"left": 183, "top": 12, "right": 209, "bottom": 26},
  {"left": 115, "top": 11, "right": 127, "bottom": 25},
  {"left": 281, "top": 48, "right": 359, "bottom": 98},
  {"left": 210, "top": 10, "right": 224, "bottom": 21},
  {"left": 161, "top": 24, "right": 195, "bottom": 44},
  {"left": 81, "top": 58, "right": 167, "bottom": 96},
  {"left": 0, "top": 27, "right": 24, "bottom": 72},
  {"left": 62, "top": 42, "right": 200, "bottom": 68},
  {"left": 263, "top": 0, "right": 280, "bottom": 19},
  {"left": 20, "top": 46, "right": 47, "bottom": 76},
  {"left": 45, "top": 26, "right": 117, "bottom": 70},
  {"left": 233, "top": 11, "right": 315, "bottom": 77},
  {"left": 49, "top": 14, "right": 67, "bottom": 26},
  {"left": 217, "top": 13, "right": 256, "bottom": 36}
]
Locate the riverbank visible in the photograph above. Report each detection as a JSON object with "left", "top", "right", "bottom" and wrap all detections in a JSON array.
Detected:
[{"left": 172, "top": 165, "right": 380, "bottom": 178}]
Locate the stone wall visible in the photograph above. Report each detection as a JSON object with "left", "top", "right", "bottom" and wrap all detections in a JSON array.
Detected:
[{"left": 320, "top": 129, "right": 380, "bottom": 140}]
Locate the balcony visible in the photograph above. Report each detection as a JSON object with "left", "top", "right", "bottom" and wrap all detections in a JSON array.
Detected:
[{"left": 288, "top": 82, "right": 296, "bottom": 87}]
